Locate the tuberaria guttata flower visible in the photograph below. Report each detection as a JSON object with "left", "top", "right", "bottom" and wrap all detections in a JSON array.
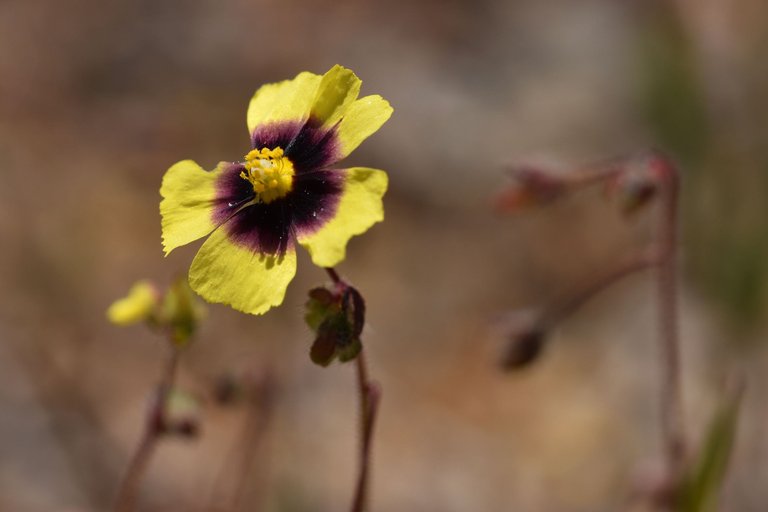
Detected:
[{"left": 160, "top": 65, "right": 392, "bottom": 314}]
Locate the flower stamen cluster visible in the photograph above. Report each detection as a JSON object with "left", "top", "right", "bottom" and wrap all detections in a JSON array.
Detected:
[{"left": 240, "top": 147, "right": 295, "bottom": 203}]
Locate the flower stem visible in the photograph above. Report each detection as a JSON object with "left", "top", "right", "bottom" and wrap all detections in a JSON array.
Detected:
[
  {"left": 220, "top": 371, "right": 276, "bottom": 512},
  {"left": 113, "top": 345, "right": 180, "bottom": 512},
  {"left": 324, "top": 267, "right": 381, "bottom": 512},
  {"left": 351, "top": 349, "right": 380, "bottom": 512},
  {"left": 653, "top": 157, "right": 685, "bottom": 475},
  {"left": 540, "top": 250, "right": 659, "bottom": 331},
  {"left": 325, "top": 267, "right": 342, "bottom": 285}
]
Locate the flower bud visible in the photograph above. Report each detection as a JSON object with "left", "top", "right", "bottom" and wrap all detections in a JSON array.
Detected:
[
  {"left": 108, "top": 277, "right": 206, "bottom": 347},
  {"left": 161, "top": 389, "right": 202, "bottom": 439},
  {"left": 160, "top": 276, "right": 206, "bottom": 347},
  {"left": 604, "top": 156, "right": 660, "bottom": 216},
  {"left": 494, "top": 165, "right": 567, "bottom": 213},
  {"left": 305, "top": 284, "right": 366, "bottom": 367},
  {"left": 502, "top": 328, "right": 546, "bottom": 370},
  {"left": 496, "top": 310, "right": 548, "bottom": 371}
]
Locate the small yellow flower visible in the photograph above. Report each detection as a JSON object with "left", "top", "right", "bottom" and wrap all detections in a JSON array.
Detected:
[
  {"left": 107, "top": 278, "right": 205, "bottom": 346},
  {"left": 107, "top": 280, "right": 159, "bottom": 326},
  {"left": 160, "top": 65, "right": 392, "bottom": 315}
]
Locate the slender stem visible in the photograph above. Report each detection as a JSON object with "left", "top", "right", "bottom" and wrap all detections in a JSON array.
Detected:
[
  {"left": 113, "top": 346, "right": 180, "bottom": 512},
  {"left": 539, "top": 250, "right": 660, "bottom": 331},
  {"left": 324, "top": 266, "right": 381, "bottom": 512},
  {"left": 561, "top": 161, "right": 622, "bottom": 189},
  {"left": 351, "top": 350, "right": 380, "bottom": 512},
  {"left": 224, "top": 372, "right": 275, "bottom": 512},
  {"left": 325, "top": 267, "right": 342, "bottom": 284},
  {"left": 654, "top": 158, "right": 685, "bottom": 474}
]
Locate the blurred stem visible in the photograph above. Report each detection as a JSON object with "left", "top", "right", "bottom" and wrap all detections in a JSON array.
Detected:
[
  {"left": 655, "top": 158, "right": 686, "bottom": 476},
  {"left": 113, "top": 345, "right": 180, "bottom": 512},
  {"left": 324, "top": 267, "right": 381, "bottom": 512},
  {"left": 561, "top": 157, "right": 623, "bottom": 189},
  {"left": 540, "top": 250, "right": 660, "bottom": 331},
  {"left": 221, "top": 371, "right": 275, "bottom": 512}
]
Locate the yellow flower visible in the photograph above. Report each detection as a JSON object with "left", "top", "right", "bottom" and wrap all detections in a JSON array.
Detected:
[
  {"left": 107, "top": 278, "right": 206, "bottom": 346},
  {"left": 107, "top": 280, "right": 159, "bottom": 325},
  {"left": 160, "top": 65, "right": 392, "bottom": 315}
]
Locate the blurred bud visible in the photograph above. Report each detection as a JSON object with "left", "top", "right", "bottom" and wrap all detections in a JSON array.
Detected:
[
  {"left": 160, "top": 276, "right": 206, "bottom": 347},
  {"left": 494, "top": 165, "right": 567, "bottom": 213},
  {"left": 213, "top": 371, "right": 243, "bottom": 406},
  {"left": 305, "top": 284, "right": 366, "bottom": 367},
  {"left": 502, "top": 328, "right": 545, "bottom": 370},
  {"left": 496, "top": 310, "right": 548, "bottom": 371},
  {"left": 107, "top": 280, "right": 160, "bottom": 326},
  {"left": 108, "top": 277, "right": 206, "bottom": 347},
  {"left": 604, "top": 156, "right": 660, "bottom": 216},
  {"left": 161, "top": 389, "right": 202, "bottom": 439}
]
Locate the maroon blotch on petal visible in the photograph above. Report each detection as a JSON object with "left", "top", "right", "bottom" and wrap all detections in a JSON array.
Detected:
[
  {"left": 251, "top": 119, "right": 341, "bottom": 174},
  {"left": 225, "top": 202, "right": 294, "bottom": 256},
  {"left": 288, "top": 170, "right": 343, "bottom": 236},
  {"left": 212, "top": 163, "right": 255, "bottom": 225},
  {"left": 285, "top": 121, "right": 340, "bottom": 173},
  {"left": 251, "top": 121, "right": 303, "bottom": 152}
]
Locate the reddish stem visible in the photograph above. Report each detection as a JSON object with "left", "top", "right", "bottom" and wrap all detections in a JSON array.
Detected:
[
  {"left": 540, "top": 250, "right": 660, "bottom": 331},
  {"left": 217, "top": 371, "right": 275, "bottom": 512},
  {"left": 653, "top": 156, "right": 686, "bottom": 473},
  {"left": 324, "top": 266, "right": 380, "bottom": 512},
  {"left": 351, "top": 350, "right": 380, "bottom": 512},
  {"left": 113, "top": 346, "right": 180, "bottom": 512},
  {"left": 325, "top": 267, "right": 342, "bottom": 285}
]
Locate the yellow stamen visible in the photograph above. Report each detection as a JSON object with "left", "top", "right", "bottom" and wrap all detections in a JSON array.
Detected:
[{"left": 240, "top": 147, "right": 295, "bottom": 203}]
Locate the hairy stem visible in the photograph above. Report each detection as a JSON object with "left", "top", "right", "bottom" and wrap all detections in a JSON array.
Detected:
[{"left": 113, "top": 346, "right": 180, "bottom": 512}]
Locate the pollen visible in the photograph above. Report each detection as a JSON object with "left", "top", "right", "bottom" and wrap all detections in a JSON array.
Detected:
[{"left": 240, "top": 147, "right": 296, "bottom": 203}]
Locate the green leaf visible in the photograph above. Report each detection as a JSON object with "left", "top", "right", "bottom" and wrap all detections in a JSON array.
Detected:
[{"left": 677, "top": 389, "right": 742, "bottom": 512}]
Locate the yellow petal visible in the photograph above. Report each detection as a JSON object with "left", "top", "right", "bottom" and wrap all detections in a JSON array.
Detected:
[
  {"left": 298, "top": 167, "right": 388, "bottom": 267},
  {"left": 310, "top": 65, "right": 362, "bottom": 128},
  {"left": 160, "top": 160, "right": 228, "bottom": 256},
  {"left": 335, "top": 94, "right": 393, "bottom": 159},
  {"left": 107, "top": 280, "right": 158, "bottom": 326},
  {"left": 188, "top": 227, "right": 297, "bottom": 315},
  {"left": 246, "top": 71, "right": 323, "bottom": 134}
]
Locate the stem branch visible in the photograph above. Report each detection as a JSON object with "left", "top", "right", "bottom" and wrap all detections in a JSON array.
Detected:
[
  {"left": 655, "top": 158, "right": 685, "bottom": 474},
  {"left": 540, "top": 250, "right": 660, "bottom": 331}
]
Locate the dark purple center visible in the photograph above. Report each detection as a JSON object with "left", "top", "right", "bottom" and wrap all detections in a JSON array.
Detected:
[{"left": 213, "top": 119, "right": 345, "bottom": 256}]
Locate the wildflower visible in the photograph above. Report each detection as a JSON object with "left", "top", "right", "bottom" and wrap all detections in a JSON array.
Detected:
[
  {"left": 107, "top": 277, "right": 205, "bottom": 346},
  {"left": 160, "top": 65, "right": 392, "bottom": 315}
]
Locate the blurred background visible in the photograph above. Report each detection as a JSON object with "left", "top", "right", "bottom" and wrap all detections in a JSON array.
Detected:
[{"left": 1, "top": 0, "right": 767, "bottom": 510}]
